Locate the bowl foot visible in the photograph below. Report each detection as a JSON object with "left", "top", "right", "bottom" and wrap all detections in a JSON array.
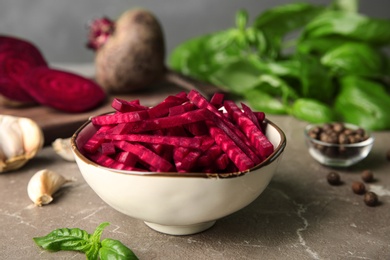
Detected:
[{"left": 144, "top": 220, "right": 216, "bottom": 235}]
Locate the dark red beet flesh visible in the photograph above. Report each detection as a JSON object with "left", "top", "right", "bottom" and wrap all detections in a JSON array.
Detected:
[
  {"left": 82, "top": 91, "right": 276, "bottom": 173},
  {"left": 0, "top": 35, "right": 48, "bottom": 102},
  {"left": 20, "top": 67, "right": 106, "bottom": 113}
]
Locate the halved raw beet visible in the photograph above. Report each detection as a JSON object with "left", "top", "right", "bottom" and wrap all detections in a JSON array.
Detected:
[
  {"left": 0, "top": 35, "right": 48, "bottom": 65},
  {"left": 0, "top": 77, "right": 35, "bottom": 103},
  {"left": 0, "top": 35, "right": 48, "bottom": 103},
  {"left": 20, "top": 67, "right": 106, "bottom": 113}
]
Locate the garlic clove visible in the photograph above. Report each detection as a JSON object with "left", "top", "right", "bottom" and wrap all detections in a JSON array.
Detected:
[
  {"left": 0, "top": 115, "right": 44, "bottom": 173},
  {"left": 52, "top": 138, "right": 75, "bottom": 162},
  {"left": 1, "top": 155, "right": 30, "bottom": 173},
  {"left": 18, "top": 117, "right": 44, "bottom": 159},
  {"left": 27, "top": 169, "right": 71, "bottom": 206},
  {"left": 0, "top": 148, "right": 6, "bottom": 170},
  {"left": 0, "top": 116, "right": 24, "bottom": 159},
  {"left": 0, "top": 147, "right": 6, "bottom": 163}
]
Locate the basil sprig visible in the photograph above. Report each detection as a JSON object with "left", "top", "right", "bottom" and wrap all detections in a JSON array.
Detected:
[
  {"left": 169, "top": 0, "right": 390, "bottom": 130},
  {"left": 33, "top": 222, "right": 138, "bottom": 260}
]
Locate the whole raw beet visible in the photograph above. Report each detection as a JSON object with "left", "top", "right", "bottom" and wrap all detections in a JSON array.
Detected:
[{"left": 93, "top": 9, "right": 165, "bottom": 93}]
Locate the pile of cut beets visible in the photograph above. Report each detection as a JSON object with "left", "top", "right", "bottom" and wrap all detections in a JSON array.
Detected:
[
  {"left": 0, "top": 35, "right": 106, "bottom": 113},
  {"left": 82, "top": 90, "right": 275, "bottom": 173}
]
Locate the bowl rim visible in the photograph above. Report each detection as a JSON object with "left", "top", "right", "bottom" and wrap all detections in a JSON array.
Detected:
[
  {"left": 304, "top": 123, "right": 375, "bottom": 148},
  {"left": 71, "top": 115, "right": 286, "bottom": 179}
]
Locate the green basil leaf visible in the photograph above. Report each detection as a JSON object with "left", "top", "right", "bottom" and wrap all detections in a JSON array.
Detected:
[
  {"left": 241, "top": 74, "right": 298, "bottom": 114},
  {"left": 33, "top": 222, "right": 139, "bottom": 260},
  {"left": 99, "top": 238, "right": 139, "bottom": 260},
  {"left": 236, "top": 9, "right": 248, "bottom": 31},
  {"left": 86, "top": 245, "right": 100, "bottom": 260},
  {"left": 253, "top": 2, "right": 324, "bottom": 58},
  {"left": 386, "top": 56, "right": 390, "bottom": 75},
  {"left": 244, "top": 89, "right": 289, "bottom": 114},
  {"left": 169, "top": 31, "right": 243, "bottom": 82},
  {"left": 297, "top": 36, "right": 356, "bottom": 56},
  {"left": 91, "top": 222, "right": 110, "bottom": 243},
  {"left": 321, "top": 42, "right": 386, "bottom": 77},
  {"left": 251, "top": 74, "right": 299, "bottom": 104},
  {"left": 209, "top": 59, "right": 260, "bottom": 94},
  {"left": 330, "top": 0, "right": 359, "bottom": 13},
  {"left": 302, "top": 11, "right": 390, "bottom": 46},
  {"left": 249, "top": 56, "right": 300, "bottom": 77},
  {"left": 294, "top": 55, "right": 334, "bottom": 102},
  {"left": 251, "top": 56, "right": 333, "bottom": 102},
  {"left": 168, "top": 34, "right": 215, "bottom": 81},
  {"left": 244, "top": 27, "right": 271, "bottom": 58},
  {"left": 33, "top": 227, "right": 91, "bottom": 252},
  {"left": 290, "top": 98, "right": 335, "bottom": 123},
  {"left": 85, "top": 222, "right": 110, "bottom": 260},
  {"left": 254, "top": 2, "right": 324, "bottom": 36},
  {"left": 334, "top": 76, "right": 390, "bottom": 130}
]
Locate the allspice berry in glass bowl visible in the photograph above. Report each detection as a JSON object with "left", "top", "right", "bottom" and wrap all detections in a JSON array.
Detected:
[{"left": 304, "top": 122, "right": 374, "bottom": 167}]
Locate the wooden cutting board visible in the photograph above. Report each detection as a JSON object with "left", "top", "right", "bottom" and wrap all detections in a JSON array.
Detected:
[{"left": 1, "top": 82, "right": 218, "bottom": 146}]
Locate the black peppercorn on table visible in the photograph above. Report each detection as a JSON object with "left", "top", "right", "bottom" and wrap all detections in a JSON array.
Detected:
[{"left": 1, "top": 64, "right": 390, "bottom": 259}]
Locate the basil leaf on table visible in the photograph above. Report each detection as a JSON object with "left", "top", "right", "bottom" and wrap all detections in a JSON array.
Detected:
[
  {"left": 320, "top": 42, "right": 387, "bottom": 77},
  {"left": 99, "top": 239, "right": 138, "bottom": 260},
  {"left": 85, "top": 222, "right": 110, "bottom": 259},
  {"left": 334, "top": 76, "right": 390, "bottom": 130},
  {"left": 33, "top": 222, "right": 138, "bottom": 260},
  {"left": 32, "top": 227, "right": 92, "bottom": 252}
]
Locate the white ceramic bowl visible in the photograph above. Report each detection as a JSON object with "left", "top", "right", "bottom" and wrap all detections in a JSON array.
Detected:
[{"left": 71, "top": 117, "right": 286, "bottom": 235}]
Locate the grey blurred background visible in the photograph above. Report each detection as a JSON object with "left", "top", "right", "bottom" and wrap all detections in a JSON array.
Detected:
[{"left": 1, "top": 0, "right": 389, "bottom": 64}]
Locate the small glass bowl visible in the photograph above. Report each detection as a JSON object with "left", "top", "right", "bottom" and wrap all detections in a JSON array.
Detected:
[{"left": 304, "top": 123, "right": 374, "bottom": 167}]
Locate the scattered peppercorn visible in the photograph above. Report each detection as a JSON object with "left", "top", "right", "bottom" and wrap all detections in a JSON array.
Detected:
[
  {"left": 364, "top": 192, "right": 379, "bottom": 207},
  {"left": 327, "top": 171, "right": 341, "bottom": 185},
  {"left": 352, "top": 181, "right": 366, "bottom": 195},
  {"left": 361, "top": 170, "right": 374, "bottom": 183}
]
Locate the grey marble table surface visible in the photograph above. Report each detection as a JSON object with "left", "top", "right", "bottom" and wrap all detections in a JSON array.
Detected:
[{"left": 1, "top": 87, "right": 389, "bottom": 259}]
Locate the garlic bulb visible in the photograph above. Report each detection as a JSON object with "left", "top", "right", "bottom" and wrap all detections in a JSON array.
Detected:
[
  {"left": 0, "top": 115, "right": 44, "bottom": 173},
  {"left": 27, "top": 169, "right": 70, "bottom": 206},
  {"left": 52, "top": 137, "right": 75, "bottom": 162}
]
